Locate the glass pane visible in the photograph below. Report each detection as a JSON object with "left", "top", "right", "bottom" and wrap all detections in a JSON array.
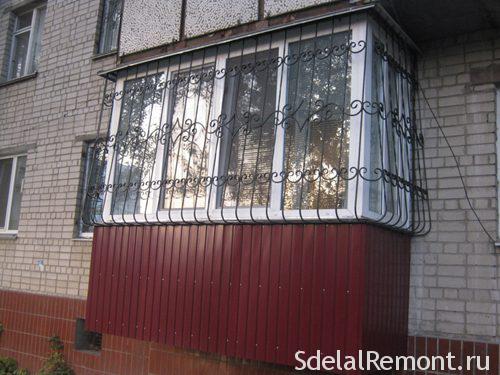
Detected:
[
  {"left": 9, "top": 31, "right": 30, "bottom": 79},
  {"left": 283, "top": 32, "right": 351, "bottom": 210},
  {"left": 100, "top": 0, "right": 122, "bottom": 53},
  {"left": 369, "top": 42, "right": 384, "bottom": 213},
  {"left": 112, "top": 73, "right": 165, "bottom": 215},
  {"left": 81, "top": 144, "right": 106, "bottom": 233},
  {"left": 386, "top": 64, "right": 399, "bottom": 213},
  {"left": 16, "top": 11, "right": 33, "bottom": 29},
  {"left": 218, "top": 49, "right": 279, "bottom": 208},
  {"left": 0, "top": 159, "right": 13, "bottom": 228},
  {"left": 163, "top": 66, "right": 214, "bottom": 210},
  {"left": 8, "top": 156, "right": 27, "bottom": 230},
  {"left": 30, "top": 6, "right": 47, "bottom": 73}
]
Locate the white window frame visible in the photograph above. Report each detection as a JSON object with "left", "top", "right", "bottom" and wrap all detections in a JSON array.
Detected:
[
  {"left": 0, "top": 154, "right": 26, "bottom": 234},
  {"left": 101, "top": 15, "right": 409, "bottom": 224},
  {"left": 362, "top": 24, "right": 413, "bottom": 229},
  {"left": 7, "top": 4, "right": 46, "bottom": 80}
]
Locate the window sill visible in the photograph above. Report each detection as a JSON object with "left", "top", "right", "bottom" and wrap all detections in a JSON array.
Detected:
[
  {"left": 73, "top": 236, "right": 93, "bottom": 242},
  {"left": 0, "top": 72, "right": 37, "bottom": 88},
  {"left": 91, "top": 50, "right": 117, "bottom": 61},
  {"left": 0, "top": 233, "right": 18, "bottom": 240}
]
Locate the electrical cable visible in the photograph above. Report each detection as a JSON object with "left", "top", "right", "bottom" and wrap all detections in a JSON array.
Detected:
[{"left": 419, "top": 86, "right": 496, "bottom": 243}]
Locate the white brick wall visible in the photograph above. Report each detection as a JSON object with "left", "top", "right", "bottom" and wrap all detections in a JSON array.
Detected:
[
  {"left": 0, "top": 0, "right": 498, "bottom": 347},
  {"left": 410, "top": 29, "right": 500, "bottom": 343},
  {"left": 0, "top": 0, "right": 116, "bottom": 298}
]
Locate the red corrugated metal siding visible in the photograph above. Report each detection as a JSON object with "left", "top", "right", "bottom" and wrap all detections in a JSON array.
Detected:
[{"left": 86, "top": 224, "right": 410, "bottom": 369}]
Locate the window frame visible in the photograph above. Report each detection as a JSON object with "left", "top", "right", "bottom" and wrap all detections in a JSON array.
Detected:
[
  {"left": 78, "top": 142, "right": 98, "bottom": 238},
  {"left": 361, "top": 24, "right": 413, "bottom": 230},
  {"left": 98, "top": 0, "right": 122, "bottom": 54},
  {"left": 101, "top": 16, "right": 409, "bottom": 224},
  {"left": 0, "top": 154, "right": 26, "bottom": 234},
  {"left": 7, "top": 4, "right": 46, "bottom": 80}
]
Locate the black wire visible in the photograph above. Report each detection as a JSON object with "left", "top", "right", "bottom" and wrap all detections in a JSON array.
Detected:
[{"left": 419, "top": 86, "right": 496, "bottom": 244}]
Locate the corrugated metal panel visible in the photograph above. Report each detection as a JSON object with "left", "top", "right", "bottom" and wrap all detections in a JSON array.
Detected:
[{"left": 86, "top": 224, "right": 410, "bottom": 369}]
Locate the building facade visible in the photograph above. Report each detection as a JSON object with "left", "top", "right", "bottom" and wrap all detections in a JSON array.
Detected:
[{"left": 0, "top": 0, "right": 498, "bottom": 374}]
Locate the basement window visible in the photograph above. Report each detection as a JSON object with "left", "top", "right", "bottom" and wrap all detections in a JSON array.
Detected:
[{"left": 75, "top": 318, "right": 102, "bottom": 352}]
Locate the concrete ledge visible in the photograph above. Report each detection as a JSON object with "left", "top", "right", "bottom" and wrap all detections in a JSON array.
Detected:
[{"left": 0, "top": 233, "right": 18, "bottom": 240}]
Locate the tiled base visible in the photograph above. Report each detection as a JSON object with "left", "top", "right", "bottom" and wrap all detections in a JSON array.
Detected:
[
  {"left": 0, "top": 290, "right": 498, "bottom": 374},
  {"left": 0, "top": 290, "right": 293, "bottom": 374},
  {"left": 407, "top": 335, "right": 499, "bottom": 375}
]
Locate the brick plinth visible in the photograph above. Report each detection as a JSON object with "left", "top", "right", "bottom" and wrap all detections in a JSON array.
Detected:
[
  {"left": 0, "top": 290, "right": 294, "bottom": 374},
  {"left": 1, "top": 290, "right": 498, "bottom": 374},
  {"left": 407, "top": 335, "right": 499, "bottom": 375}
]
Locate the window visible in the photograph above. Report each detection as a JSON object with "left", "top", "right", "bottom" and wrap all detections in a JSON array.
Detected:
[
  {"left": 98, "top": 0, "right": 122, "bottom": 54},
  {"left": 7, "top": 4, "right": 46, "bottom": 80},
  {"left": 367, "top": 38, "right": 414, "bottom": 226},
  {"left": 79, "top": 142, "right": 106, "bottom": 236},
  {"left": 283, "top": 33, "right": 350, "bottom": 210},
  {"left": 87, "top": 14, "right": 429, "bottom": 232},
  {"left": 0, "top": 155, "right": 27, "bottom": 233},
  {"left": 74, "top": 318, "right": 102, "bottom": 352}
]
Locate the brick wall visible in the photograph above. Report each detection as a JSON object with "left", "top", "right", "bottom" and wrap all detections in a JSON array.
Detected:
[
  {"left": 0, "top": 0, "right": 499, "bottom": 371},
  {"left": 0, "top": 0, "right": 115, "bottom": 297},
  {"left": 0, "top": 290, "right": 295, "bottom": 374},
  {"left": 410, "top": 29, "right": 500, "bottom": 344},
  {"left": 407, "top": 336, "right": 499, "bottom": 375}
]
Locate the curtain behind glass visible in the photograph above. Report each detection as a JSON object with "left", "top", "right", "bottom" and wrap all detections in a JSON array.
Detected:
[
  {"left": 218, "top": 49, "right": 279, "bottom": 208},
  {"left": 112, "top": 74, "right": 165, "bottom": 215},
  {"left": 283, "top": 32, "right": 351, "bottom": 210}
]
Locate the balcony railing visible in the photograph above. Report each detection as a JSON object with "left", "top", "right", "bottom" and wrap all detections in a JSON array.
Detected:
[{"left": 82, "top": 12, "right": 430, "bottom": 234}]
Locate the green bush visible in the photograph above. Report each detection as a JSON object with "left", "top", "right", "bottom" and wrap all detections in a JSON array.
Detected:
[
  {"left": 38, "top": 336, "right": 73, "bottom": 375},
  {"left": 0, "top": 357, "right": 18, "bottom": 374},
  {"left": 0, "top": 356, "right": 29, "bottom": 375}
]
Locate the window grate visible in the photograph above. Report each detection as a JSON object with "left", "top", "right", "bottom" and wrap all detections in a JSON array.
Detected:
[{"left": 82, "top": 12, "right": 430, "bottom": 235}]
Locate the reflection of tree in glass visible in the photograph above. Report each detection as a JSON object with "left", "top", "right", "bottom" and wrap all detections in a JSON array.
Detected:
[
  {"left": 82, "top": 142, "right": 107, "bottom": 229},
  {"left": 113, "top": 74, "right": 165, "bottom": 215},
  {"left": 369, "top": 42, "right": 383, "bottom": 214},
  {"left": 164, "top": 67, "right": 214, "bottom": 209},
  {"left": 219, "top": 50, "right": 278, "bottom": 208},
  {"left": 284, "top": 32, "right": 351, "bottom": 210}
]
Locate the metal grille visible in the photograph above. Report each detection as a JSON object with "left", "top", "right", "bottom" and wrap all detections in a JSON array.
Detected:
[{"left": 83, "top": 12, "right": 430, "bottom": 234}]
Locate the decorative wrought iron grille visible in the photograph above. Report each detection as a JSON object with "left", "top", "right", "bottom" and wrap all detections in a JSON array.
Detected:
[{"left": 83, "top": 12, "right": 430, "bottom": 234}]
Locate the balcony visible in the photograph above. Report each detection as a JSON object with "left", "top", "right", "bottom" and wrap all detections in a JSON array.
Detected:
[
  {"left": 82, "top": 12, "right": 429, "bottom": 234},
  {"left": 83, "top": 9, "right": 427, "bottom": 372}
]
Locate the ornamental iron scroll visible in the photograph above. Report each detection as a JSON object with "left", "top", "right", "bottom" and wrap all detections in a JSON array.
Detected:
[{"left": 83, "top": 14, "right": 430, "bottom": 235}]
